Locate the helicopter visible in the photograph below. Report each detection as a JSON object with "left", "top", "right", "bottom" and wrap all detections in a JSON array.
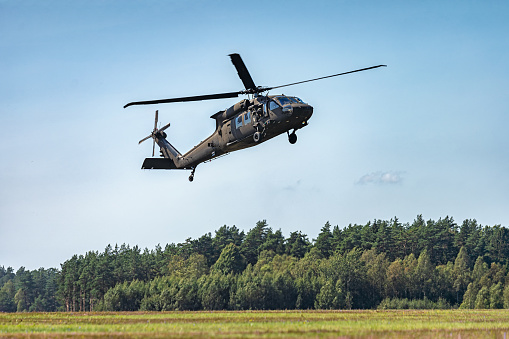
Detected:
[{"left": 124, "top": 54, "right": 385, "bottom": 182}]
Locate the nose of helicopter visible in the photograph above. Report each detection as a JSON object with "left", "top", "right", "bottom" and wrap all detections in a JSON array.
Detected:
[{"left": 292, "top": 104, "right": 313, "bottom": 121}]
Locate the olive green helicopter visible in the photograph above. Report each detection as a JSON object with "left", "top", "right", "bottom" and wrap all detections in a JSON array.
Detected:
[{"left": 124, "top": 54, "right": 385, "bottom": 182}]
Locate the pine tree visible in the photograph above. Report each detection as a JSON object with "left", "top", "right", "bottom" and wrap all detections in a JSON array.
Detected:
[
  {"left": 0, "top": 280, "right": 16, "bottom": 312},
  {"left": 212, "top": 243, "right": 245, "bottom": 275},
  {"left": 259, "top": 229, "right": 286, "bottom": 255},
  {"left": 213, "top": 225, "right": 245, "bottom": 262},
  {"left": 314, "top": 222, "right": 333, "bottom": 258},
  {"left": 241, "top": 220, "right": 269, "bottom": 265},
  {"left": 286, "top": 231, "right": 310, "bottom": 258}
]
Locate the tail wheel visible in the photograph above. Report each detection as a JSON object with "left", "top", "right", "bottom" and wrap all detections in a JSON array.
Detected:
[{"left": 188, "top": 167, "right": 196, "bottom": 182}]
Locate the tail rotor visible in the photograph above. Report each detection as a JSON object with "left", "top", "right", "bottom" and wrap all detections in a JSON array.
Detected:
[{"left": 139, "top": 110, "right": 171, "bottom": 157}]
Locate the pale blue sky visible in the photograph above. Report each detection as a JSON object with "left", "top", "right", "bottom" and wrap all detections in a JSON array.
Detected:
[{"left": 1, "top": 1, "right": 508, "bottom": 270}]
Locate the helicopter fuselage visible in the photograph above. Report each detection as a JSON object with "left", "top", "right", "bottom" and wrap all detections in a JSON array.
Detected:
[{"left": 147, "top": 95, "right": 313, "bottom": 174}]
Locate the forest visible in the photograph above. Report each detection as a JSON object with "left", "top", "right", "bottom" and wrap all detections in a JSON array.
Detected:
[{"left": 2, "top": 215, "right": 509, "bottom": 312}]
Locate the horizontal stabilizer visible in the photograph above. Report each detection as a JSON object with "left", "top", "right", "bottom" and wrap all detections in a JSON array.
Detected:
[{"left": 142, "top": 158, "right": 178, "bottom": 170}]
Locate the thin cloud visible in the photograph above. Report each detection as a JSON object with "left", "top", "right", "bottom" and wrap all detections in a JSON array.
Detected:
[
  {"left": 283, "top": 179, "right": 302, "bottom": 191},
  {"left": 356, "top": 171, "right": 404, "bottom": 185}
]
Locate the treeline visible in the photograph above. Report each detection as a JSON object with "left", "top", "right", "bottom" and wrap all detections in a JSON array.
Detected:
[
  {"left": 0, "top": 267, "right": 59, "bottom": 312},
  {"left": 1, "top": 216, "right": 509, "bottom": 312}
]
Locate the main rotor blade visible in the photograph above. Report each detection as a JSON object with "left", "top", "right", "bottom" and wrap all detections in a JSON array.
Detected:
[
  {"left": 124, "top": 91, "right": 241, "bottom": 108},
  {"left": 229, "top": 53, "right": 257, "bottom": 91},
  {"left": 268, "top": 65, "right": 387, "bottom": 91}
]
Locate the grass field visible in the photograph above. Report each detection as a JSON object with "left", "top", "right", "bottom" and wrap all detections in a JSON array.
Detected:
[{"left": 2, "top": 309, "right": 509, "bottom": 338}]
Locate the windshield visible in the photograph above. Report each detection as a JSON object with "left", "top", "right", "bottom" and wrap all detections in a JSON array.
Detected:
[
  {"left": 289, "top": 97, "right": 305, "bottom": 104},
  {"left": 276, "top": 96, "right": 305, "bottom": 105},
  {"left": 275, "top": 96, "right": 292, "bottom": 106}
]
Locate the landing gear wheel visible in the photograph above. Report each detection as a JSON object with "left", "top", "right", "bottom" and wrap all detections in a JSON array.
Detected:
[
  {"left": 188, "top": 167, "right": 196, "bottom": 182},
  {"left": 253, "top": 131, "right": 262, "bottom": 143},
  {"left": 288, "top": 132, "right": 297, "bottom": 144}
]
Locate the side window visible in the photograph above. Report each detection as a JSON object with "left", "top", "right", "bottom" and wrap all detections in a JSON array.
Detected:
[
  {"left": 269, "top": 100, "right": 279, "bottom": 111},
  {"left": 235, "top": 115, "right": 243, "bottom": 129},
  {"left": 244, "top": 111, "right": 251, "bottom": 125}
]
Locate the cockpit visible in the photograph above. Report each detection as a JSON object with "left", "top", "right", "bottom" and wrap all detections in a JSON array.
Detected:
[
  {"left": 264, "top": 95, "right": 313, "bottom": 123},
  {"left": 266, "top": 95, "right": 308, "bottom": 114}
]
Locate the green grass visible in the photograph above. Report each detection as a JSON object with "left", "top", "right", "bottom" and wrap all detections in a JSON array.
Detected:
[{"left": 2, "top": 310, "right": 509, "bottom": 338}]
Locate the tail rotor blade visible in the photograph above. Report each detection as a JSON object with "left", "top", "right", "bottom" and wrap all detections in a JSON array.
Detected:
[
  {"left": 139, "top": 135, "right": 152, "bottom": 144},
  {"left": 152, "top": 110, "right": 158, "bottom": 156},
  {"left": 159, "top": 122, "right": 171, "bottom": 132}
]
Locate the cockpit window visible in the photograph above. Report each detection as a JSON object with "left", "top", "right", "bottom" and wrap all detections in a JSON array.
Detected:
[
  {"left": 289, "top": 97, "right": 305, "bottom": 104},
  {"left": 275, "top": 96, "right": 306, "bottom": 105},
  {"left": 269, "top": 100, "right": 280, "bottom": 111},
  {"left": 276, "top": 96, "right": 292, "bottom": 106}
]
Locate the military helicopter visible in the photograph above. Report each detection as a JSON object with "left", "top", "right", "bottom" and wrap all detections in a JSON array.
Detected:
[{"left": 124, "top": 54, "right": 385, "bottom": 182}]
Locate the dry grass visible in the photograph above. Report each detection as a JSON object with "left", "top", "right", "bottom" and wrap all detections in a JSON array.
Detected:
[{"left": 1, "top": 309, "right": 509, "bottom": 338}]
